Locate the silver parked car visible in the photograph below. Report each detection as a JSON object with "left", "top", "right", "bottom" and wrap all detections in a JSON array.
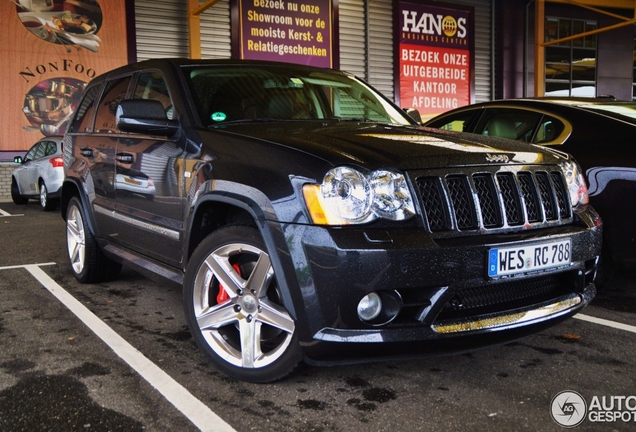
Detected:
[{"left": 12, "top": 136, "right": 64, "bottom": 211}]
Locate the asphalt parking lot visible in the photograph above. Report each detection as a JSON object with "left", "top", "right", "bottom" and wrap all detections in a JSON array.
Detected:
[{"left": 1, "top": 200, "right": 635, "bottom": 432}]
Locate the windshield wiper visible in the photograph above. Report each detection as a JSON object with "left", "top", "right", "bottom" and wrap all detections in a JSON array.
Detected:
[{"left": 326, "top": 116, "right": 355, "bottom": 121}]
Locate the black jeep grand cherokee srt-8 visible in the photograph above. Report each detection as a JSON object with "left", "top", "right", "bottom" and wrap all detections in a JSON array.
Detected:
[{"left": 61, "top": 59, "right": 602, "bottom": 382}]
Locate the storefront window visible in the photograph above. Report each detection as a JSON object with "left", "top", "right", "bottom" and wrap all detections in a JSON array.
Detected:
[
  {"left": 632, "top": 30, "right": 636, "bottom": 101},
  {"left": 545, "top": 17, "right": 597, "bottom": 97}
]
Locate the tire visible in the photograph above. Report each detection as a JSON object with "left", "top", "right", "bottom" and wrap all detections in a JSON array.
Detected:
[
  {"left": 11, "top": 178, "right": 28, "bottom": 205},
  {"left": 39, "top": 181, "right": 56, "bottom": 211},
  {"left": 594, "top": 247, "right": 615, "bottom": 289},
  {"left": 66, "top": 196, "right": 122, "bottom": 283},
  {"left": 183, "top": 225, "right": 301, "bottom": 383}
]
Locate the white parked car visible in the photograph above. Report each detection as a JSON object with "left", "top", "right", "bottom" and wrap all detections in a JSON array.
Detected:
[{"left": 11, "top": 136, "right": 64, "bottom": 211}]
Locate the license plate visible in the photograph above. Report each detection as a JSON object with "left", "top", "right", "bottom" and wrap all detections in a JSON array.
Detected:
[{"left": 488, "top": 239, "right": 572, "bottom": 277}]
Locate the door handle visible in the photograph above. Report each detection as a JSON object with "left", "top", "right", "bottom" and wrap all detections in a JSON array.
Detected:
[{"left": 116, "top": 152, "right": 135, "bottom": 164}]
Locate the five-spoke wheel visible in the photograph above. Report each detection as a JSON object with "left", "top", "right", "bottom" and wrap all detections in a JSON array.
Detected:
[
  {"left": 184, "top": 225, "right": 300, "bottom": 382},
  {"left": 66, "top": 196, "right": 121, "bottom": 283}
]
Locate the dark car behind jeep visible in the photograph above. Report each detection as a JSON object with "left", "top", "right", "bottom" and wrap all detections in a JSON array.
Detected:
[{"left": 61, "top": 58, "right": 602, "bottom": 382}]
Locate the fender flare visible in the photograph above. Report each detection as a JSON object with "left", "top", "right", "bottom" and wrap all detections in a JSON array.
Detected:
[
  {"left": 186, "top": 186, "right": 300, "bottom": 321},
  {"left": 60, "top": 178, "right": 99, "bottom": 237}
]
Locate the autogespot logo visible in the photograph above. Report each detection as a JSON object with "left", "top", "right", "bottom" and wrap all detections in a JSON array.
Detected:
[{"left": 551, "top": 391, "right": 587, "bottom": 428}]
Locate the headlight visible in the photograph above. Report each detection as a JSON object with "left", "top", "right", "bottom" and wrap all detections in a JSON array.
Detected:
[
  {"left": 561, "top": 160, "right": 589, "bottom": 207},
  {"left": 302, "top": 167, "right": 416, "bottom": 225}
]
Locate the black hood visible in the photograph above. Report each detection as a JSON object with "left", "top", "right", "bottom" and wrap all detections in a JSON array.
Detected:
[{"left": 212, "top": 121, "right": 568, "bottom": 170}]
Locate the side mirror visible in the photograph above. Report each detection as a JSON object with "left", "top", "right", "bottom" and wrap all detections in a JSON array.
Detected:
[
  {"left": 116, "top": 99, "right": 179, "bottom": 137},
  {"left": 13, "top": 156, "right": 23, "bottom": 164},
  {"left": 403, "top": 107, "right": 423, "bottom": 124}
]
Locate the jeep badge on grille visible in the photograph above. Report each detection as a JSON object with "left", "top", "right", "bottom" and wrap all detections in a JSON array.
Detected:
[{"left": 486, "top": 153, "right": 510, "bottom": 163}]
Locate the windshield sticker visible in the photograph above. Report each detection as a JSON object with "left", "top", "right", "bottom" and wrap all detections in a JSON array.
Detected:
[{"left": 211, "top": 112, "right": 227, "bottom": 122}]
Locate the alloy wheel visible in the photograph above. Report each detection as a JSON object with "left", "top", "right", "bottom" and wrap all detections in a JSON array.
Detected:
[
  {"left": 191, "top": 242, "right": 295, "bottom": 369},
  {"left": 66, "top": 203, "right": 86, "bottom": 275}
]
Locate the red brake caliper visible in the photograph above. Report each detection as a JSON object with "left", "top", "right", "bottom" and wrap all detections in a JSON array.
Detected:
[{"left": 217, "top": 263, "right": 242, "bottom": 304}]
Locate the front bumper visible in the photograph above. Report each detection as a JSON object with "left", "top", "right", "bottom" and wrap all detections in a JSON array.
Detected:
[{"left": 278, "top": 208, "right": 602, "bottom": 364}]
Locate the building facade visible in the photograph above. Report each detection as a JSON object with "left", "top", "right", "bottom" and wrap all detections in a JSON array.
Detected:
[{"left": 2, "top": 0, "right": 635, "bottom": 159}]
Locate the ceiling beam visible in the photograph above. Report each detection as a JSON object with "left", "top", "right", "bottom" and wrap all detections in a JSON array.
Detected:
[
  {"left": 548, "top": 0, "right": 636, "bottom": 8},
  {"left": 188, "top": 0, "right": 222, "bottom": 59},
  {"left": 535, "top": 0, "right": 636, "bottom": 96}
]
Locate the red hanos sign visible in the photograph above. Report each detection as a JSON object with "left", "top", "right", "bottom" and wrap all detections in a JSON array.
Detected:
[{"left": 397, "top": 1, "right": 473, "bottom": 121}]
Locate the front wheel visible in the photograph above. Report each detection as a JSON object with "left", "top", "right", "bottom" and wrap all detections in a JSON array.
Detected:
[
  {"left": 66, "top": 196, "right": 121, "bottom": 283},
  {"left": 183, "top": 225, "right": 301, "bottom": 383}
]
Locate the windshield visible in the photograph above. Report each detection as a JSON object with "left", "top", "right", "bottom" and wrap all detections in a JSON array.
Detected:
[{"left": 183, "top": 65, "right": 413, "bottom": 127}]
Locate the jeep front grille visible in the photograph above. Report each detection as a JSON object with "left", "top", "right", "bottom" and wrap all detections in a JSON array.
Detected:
[{"left": 415, "top": 168, "right": 572, "bottom": 233}]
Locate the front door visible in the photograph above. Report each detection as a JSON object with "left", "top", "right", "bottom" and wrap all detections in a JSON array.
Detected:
[{"left": 113, "top": 71, "right": 186, "bottom": 267}]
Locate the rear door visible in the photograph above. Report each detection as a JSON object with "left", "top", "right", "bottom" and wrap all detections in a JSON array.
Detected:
[{"left": 68, "top": 76, "right": 133, "bottom": 241}]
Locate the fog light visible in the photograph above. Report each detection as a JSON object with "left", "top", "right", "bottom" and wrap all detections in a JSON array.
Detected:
[{"left": 357, "top": 292, "right": 382, "bottom": 321}]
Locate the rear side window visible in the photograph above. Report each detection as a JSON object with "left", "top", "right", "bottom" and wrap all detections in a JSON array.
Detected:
[
  {"left": 532, "top": 115, "right": 565, "bottom": 144},
  {"left": 44, "top": 141, "right": 57, "bottom": 156},
  {"left": 33, "top": 142, "right": 46, "bottom": 160},
  {"left": 94, "top": 76, "right": 133, "bottom": 133}
]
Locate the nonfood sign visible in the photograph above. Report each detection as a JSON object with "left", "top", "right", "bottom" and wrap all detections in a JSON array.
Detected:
[
  {"left": 397, "top": 1, "right": 473, "bottom": 121},
  {"left": 237, "top": 0, "right": 332, "bottom": 68}
]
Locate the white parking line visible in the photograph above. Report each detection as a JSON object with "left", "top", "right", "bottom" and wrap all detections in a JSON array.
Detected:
[
  {"left": 574, "top": 313, "right": 636, "bottom": 334},
  {"left": 8, "top": 263, "right": 236, "bottom": 432},
  {"left": 0, "top": 208, "right": 24, "bottom": 217},
  {"left": 4, "top": 263, "right": 633, "bottom": 432}
]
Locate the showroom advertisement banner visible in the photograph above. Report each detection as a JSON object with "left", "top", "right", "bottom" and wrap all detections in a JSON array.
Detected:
[
  {"left": 0, "top": 0, "right": 129, "bottom": 155},
  {"left": 233, "top": 0, "right": 333, "bottom": 68},
  {"left": 396, "top": 1, "right": 473, "bottom": 121}
]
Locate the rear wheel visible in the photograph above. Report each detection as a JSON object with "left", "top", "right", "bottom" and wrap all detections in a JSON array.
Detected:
[
  {"left": 11, "top": 178, "right": 27, "bottom": 205},
  {"left": 39, "top": 181, "right": 56, "bottom": 211},
  {"left": 183, "top": 225, "right": 301, "bottom": 383},
  {"left": 66, "top": 196, "right": 121, "bottom": 283}
]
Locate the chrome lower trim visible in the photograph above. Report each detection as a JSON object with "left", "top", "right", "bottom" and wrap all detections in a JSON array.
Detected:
[
  {"left": 94, "top": 204, "right": 180, "bottom": 241},
  {"left": 432, "top": 294, "right": 582, "bottom": 334}
]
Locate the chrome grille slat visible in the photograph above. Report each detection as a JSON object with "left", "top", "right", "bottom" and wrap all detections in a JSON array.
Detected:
[
  {"left": 446, "top": 176, "right": 476, "bottom": 230},
  {"left": 518, "top": 172, "right": 541, "bottom": 222},
  {"left": 416, "top": 168, "right": 572, "bottom": 233},
  {"left": 417, "top": 178, "right": 449, "bottom": 231},
  {"left": 551, "top": 172, "right": 572, "bottom": 219},
  {"left": 536, "top": 172, "right": 557, "bottom": 220},
  {"left": 496, "top": 172, "right": 523, "bottom": 226},
  {"left": 473, "top": 174, "right": 502, "bottom": 228}
]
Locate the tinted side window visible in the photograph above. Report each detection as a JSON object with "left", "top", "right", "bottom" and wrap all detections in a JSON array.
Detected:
[
  {"left": 426, "top": 110, "right": 479, "bottom": 132},
  {"left": 23, "top": 142, "right": 39, "bottom": 162},
  {"left": 94, "top": 76, "right": 133, "bottom": 133},
  {"left": 134, "top": 72, "right": 174, "bottom": 119},
  {"left": 475, "top": 108, "right": 542, "bottom": 141},
  {"left": 69, "top": 84, "right": 101, "bottom": 133},
  {"left": 33, "top": 142, "right": 46, "bottom": 160},
  {"left": 532, "top": 116, "right": 565, "bottom": 144},
  {"left": 44, "top": 141, "right": 57, "bottom": 156}
]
